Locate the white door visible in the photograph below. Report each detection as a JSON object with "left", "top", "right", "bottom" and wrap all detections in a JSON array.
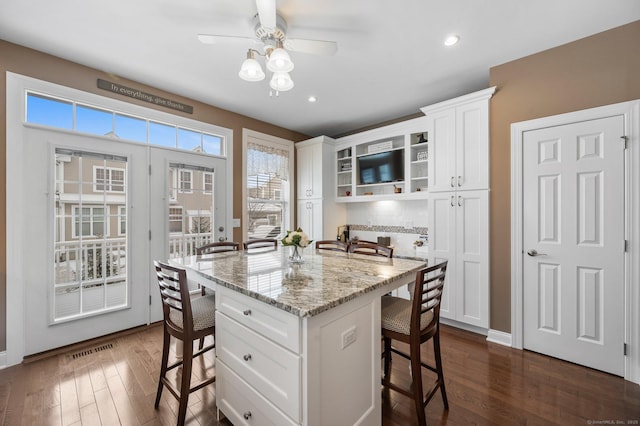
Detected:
[
  {"left": 523, "top": 115, "right": 625, "bottom": 375},
  {"left": 148, "top": 148, "right": 227, "bottom": 322},
  {"left": 22, "top": 128, "right": 149, "bottom": 355}
]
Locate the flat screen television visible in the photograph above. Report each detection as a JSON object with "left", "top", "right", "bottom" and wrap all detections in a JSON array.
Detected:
[{"left": 358, "top": 149, "right": 404, "bottom": 185}]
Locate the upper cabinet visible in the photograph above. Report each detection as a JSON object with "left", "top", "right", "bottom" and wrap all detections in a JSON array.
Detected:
[
  {"left": 332, "top": 87, "right": 494, "bottom": 202},
  {"left": 335, "top": 117, "right": 430, "bottom": 202},
  {"left": 297, "top": 140, "right": 324, "bottom": 200},
  {"left": 422, "top": 87, "right": 495, "bottom": 192}
]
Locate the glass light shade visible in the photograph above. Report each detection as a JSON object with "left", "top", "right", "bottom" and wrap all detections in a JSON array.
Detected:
[
  {"left": 269, "top": 72, "right": 294, "bottom": 92},
  {"left": 266, "top": 48, "right": 294, "bottom": 72},
  {"left": 238, "top": 58, "right": 265, "bottom": 82}
]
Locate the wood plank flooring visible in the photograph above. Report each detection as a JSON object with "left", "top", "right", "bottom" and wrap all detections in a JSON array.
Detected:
[{"left": 0, "top": 323, "right": 638, "bottom": 425}]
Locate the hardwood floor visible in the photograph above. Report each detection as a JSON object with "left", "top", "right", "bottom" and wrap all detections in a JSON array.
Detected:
[{"left": 0, "top": 323, "right": 638, "bottom": 425}]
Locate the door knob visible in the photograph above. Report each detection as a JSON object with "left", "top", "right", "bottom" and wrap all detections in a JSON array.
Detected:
[{"left": 527, "top": 249, "right": 547, "bottom": 257}]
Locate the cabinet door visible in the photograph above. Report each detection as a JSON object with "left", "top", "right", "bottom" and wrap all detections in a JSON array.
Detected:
[
  {"left": 454, "top": 190, "right": 488, "bottom": 327},
  {"left": 297, "top": 199, "right": 324, "bottom": 241},
  {"left": 427, "top": 109, "right": 456, "bottom": 192},
  {"left": 455, "top": 101, "right": 489, "bottom": 190},
  {"left": 297, "top": 143, "right": 322, "bottom": 199},
  {"left": 427, "top": 192, "right": 457, "bottom": 319}
]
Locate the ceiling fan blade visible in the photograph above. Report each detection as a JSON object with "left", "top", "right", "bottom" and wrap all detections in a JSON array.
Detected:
[
  {"left": 284, "top": 38, "right": 338, "bottom": 56},
  {"left": 255, "top": 0, "right": 276, "bottom": 30},
  {"left": 198, "top": 34, "right": 257, "bottom": 45}
]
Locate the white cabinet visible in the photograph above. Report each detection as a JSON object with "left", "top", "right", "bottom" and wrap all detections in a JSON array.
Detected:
[
  {"left": 296, "top": 136, "right": 344, "bottom": 239},
  {"left": 423, "top": 87, "right": 495, "bottom": 192},
  {"left": 216, "top": 286, "right": 301, "bottom": 424},
  {"left": 427, "top": 190, "right": 489, "bottom": 328},
  {"left": 297, "top": 199, "right": 324, "bottom": 242},
  {"left": 297, "top": 141, "right": 323, "bottom": 200}
]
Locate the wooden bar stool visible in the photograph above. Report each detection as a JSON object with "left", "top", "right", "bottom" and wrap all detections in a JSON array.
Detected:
[
  {"left": 153, "top": 261, "right": 217, "bottom": 426},
  {"left": 381, "top": 261, "right": 449, "bottom": 426},
  {"left": 315, "top": 239, "right": 349, "bottom": 252},
  {"left": 243, "top": 238, "right": 278, "bottom": 251},
  {"left": 348, "top": 241, "right": 393, "bottom": 258}
]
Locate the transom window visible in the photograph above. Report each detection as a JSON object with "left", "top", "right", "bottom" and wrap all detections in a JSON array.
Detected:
[{"left": 26, "top": 92, "right": 225, "bottom": 155}]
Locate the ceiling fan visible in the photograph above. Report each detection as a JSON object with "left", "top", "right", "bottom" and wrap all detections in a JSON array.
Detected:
[{"left": 197, "top": 0, "right": 338, "bottom": 94}]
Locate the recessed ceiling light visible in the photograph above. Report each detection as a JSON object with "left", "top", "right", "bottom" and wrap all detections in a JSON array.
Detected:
[
  {"left": 308, "top": 96, "right": 317, "bottom": 103},
  {"left": 444, "top": 35, "right": 460, "bottom": 46}
]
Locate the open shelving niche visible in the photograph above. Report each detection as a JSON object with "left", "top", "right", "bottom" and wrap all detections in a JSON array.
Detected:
[{"left": 335, "top": 116, "right": 429, "bottom": 202}]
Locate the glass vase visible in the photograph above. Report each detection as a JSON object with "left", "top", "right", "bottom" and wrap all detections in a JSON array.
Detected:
[{"left": 289, "top": 245, "right": 304, "bottom": 264}]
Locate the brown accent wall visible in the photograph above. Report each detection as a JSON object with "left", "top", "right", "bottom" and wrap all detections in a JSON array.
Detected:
[
  {"left": 0, "top": 39, "right": 309, "bottom": 351},
  {"left": 488, "top": 20, "right": 640, "bottom": 332}
]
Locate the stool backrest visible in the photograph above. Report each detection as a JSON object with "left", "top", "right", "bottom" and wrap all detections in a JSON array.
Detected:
[
  {"left": 243, "top": 238, "right": 278, "bottom": 251},
  {"left": 348, "top": 242, "right": 393, "bottom": 258},
  {"left": 196, "top": 241, "right": 239, "bottom": 255},
  {"left": 411, "top": 261, "right": 448, "bottom": 333},
  {"left": 154, "top": 261, "right": 193, "bottom": 335},
  {"left": 315, "top": 240, "right": 349, "bottom": 252}
]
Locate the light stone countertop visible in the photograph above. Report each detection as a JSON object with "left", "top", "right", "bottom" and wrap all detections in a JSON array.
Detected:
[{"left": 172, "top": 246, "right": 427, "bottom": 318}]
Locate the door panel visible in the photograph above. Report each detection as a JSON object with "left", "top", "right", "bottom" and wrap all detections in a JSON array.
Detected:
[
  {"left": 23, "top": 128, "right": 149, "bottom": 355},
  {"left": 523, "top": 115, "right": 625, "bottom": 376}
]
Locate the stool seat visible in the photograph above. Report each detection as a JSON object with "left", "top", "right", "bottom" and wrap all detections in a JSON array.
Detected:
[
  {"left": 169, "top": 294, "right": 216, "bottom": 331},
  {"left": 381, "top": 295, "right": 434, "bottom": 335}
]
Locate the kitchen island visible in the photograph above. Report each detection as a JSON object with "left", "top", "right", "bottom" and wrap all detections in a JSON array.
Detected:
[{"left": 173, "top": 246, "right": 426, "bottom": 426}]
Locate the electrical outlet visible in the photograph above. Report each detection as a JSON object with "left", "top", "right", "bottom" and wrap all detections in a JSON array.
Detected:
[
  {"left": 232, "top": 218, "right": 241, "bottom": 227},
  {"left": 341, "top": 326, "right": 357, "bottom": 349}
]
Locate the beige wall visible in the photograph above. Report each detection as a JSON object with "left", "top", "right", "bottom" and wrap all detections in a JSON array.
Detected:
[
  {"left": 488, "top": 20, "right": 640, "bottom": 332},
  {"left": 0, "top": 39, "right": 309, "bottom": 351}
]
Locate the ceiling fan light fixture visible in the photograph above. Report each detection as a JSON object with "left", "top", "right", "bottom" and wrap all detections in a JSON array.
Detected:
[
  {"left": 238, "top": 50, "right": 265, "bottom": 82},
  {"left": 267, "top": 47, "right": 294, "bottom": 72},
  {"left": 270, "top": 71, "right": 294, "bottom": 92}
]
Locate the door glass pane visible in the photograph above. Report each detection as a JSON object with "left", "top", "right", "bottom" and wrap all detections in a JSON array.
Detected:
[
  {"left": 54, "top": 150, "right": 128, "bottom": 321},
  {"left": 203, "top": 134, "right": 223, "bottom": 155},
  {"left": 168, "top": 165, "right": 215, "bottom": 259}
]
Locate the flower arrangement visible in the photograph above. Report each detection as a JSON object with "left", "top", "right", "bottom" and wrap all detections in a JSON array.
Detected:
[{"left": 281, "top": 228, "right": 312, "bottom": 248}]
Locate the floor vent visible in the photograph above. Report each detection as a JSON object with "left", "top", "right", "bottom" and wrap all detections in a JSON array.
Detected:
[{"left": 70, "top": 342, "right": 115, "bottom": 360}]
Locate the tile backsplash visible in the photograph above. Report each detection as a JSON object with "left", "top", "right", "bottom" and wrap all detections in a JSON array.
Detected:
[{"left": 345, "top": 200, "right": 428, "bottom": 257}]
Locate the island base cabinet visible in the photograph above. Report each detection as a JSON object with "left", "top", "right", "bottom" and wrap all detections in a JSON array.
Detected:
[{"left": 217, "top": 361, "right": 298, "bottom": 426}]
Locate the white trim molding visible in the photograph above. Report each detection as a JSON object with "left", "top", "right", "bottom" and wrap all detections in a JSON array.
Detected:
[
  {"left": 511, "top": 100, "right": 640, "bottom": 385},
  {"left": 487, "top": 329, "right": 512, "bottom": 347}
]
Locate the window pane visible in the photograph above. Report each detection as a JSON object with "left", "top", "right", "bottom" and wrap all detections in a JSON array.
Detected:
[
  {"left": 149, "top": 121, "right": 176, "bottom": 148},
  {"left": 115, "top": 114, "right": 146, "bottom": 142},
  {"left": 27, "top": 93, "right": 73, "bottom": 129},
  {"left": 76, "top": 105, "right": 113, "bottom": 136},
  {"left": 203, "top": 134, "right": 222, "bottom": 155},
  {"left": 178, "top": 128, "right": 201, "bottom": 151}
]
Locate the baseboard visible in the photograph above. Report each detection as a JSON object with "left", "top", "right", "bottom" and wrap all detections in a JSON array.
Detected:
[
  {"left": 0, "top": 351, "right": 6, "bottom": 370},
  {"left": 486, "top": 329, "right": 512, "bottom": 347},
  {"left": 440, "top": 318, "right": 488, "bottom": 336}
]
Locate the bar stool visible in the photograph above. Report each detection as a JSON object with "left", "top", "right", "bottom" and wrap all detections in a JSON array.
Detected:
[
  {"left": 153, "top": 261, "right": 217, "bottom": 426},
  {"left": 348, "top": 241, "right": 393, "bottom": 258},
  {"left": 315, "top": 239, "right": 349, "bottom": 252},
  {"left": 381, "top": 261, "right": 449, "bottom": 426}
]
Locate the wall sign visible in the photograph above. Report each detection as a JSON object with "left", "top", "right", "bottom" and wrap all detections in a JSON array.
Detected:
[{"left": 97, "top": 79, "right": 193, "bottom": 114}]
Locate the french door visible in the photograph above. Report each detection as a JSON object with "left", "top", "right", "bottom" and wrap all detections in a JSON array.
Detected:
[
  {"left": 22, "top": 128, "right": 150, "bottom": 355},
  {"left": 148, "top": 148, "right": 227, "bottom": 323}
]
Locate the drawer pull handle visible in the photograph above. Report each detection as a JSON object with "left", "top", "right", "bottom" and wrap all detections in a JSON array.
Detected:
[
  {"left": 243, "top": 411, "right": 252, "bottom": 420},
  {"left": 243, "top": 309, "right": 252, "bottom": 316},
  {"left": 243, "top": 354, "right": 252, "bottom": 361}
]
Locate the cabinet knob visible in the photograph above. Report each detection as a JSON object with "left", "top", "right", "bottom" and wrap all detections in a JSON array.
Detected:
[
  {"left": 243, "top": 354, "right": 252, "bottom": 361},
  {"left": 243, "top": 411, "right": 252, "bottom": 420},
  {"left": 243, "top": 309, "right": 252, "bottom": 316},
  {"left": 450, "top": 195, "right": 455, "bottom": 207},
  {"left": 458, "top": 176, "right": 462, "bottom": 187},
  {"left": 450, "top": 176, "right": 455, "bottom": 188},
  {"left": 458, "top": 196, "right": 462, "bottom": 207}
]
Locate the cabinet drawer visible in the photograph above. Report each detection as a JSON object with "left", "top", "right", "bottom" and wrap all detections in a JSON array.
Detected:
[
  {"left": 216, "top": 312, "right": 301, "bottom": 421},
  {"left": 217, "top": 361, "right": 298, "bottom": 426},
  {"left": 216, "top": 286, "right": 300, "bottom": 352}
]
